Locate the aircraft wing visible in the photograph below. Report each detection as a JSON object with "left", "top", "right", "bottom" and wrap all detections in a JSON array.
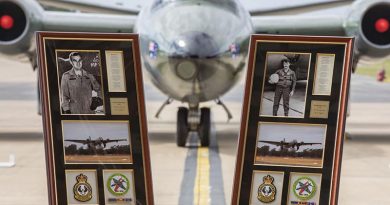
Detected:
[
  {"left": 42, "top": 0, "right": 352, "bottom": 15},
  {"left": 250, "top": 0, "right": 350, "bottom": 36},
  {"left": 105, "top": 139, "right": 127, "bottom": 143},
  {"left": 38, "top": 0, "right": 146, "bottom": 15},
  {"left": 242, "top": 0, "right": 353, "bottom": 16},
  {"left": 250, "top": 0, "right": 390, "bottom": 59},
  {"left": 301, "top": 142, "right": 322, "bottom": 146},
  {"left": 0, "top": 0, "right": 137, "bottom": 56},
  {"left": 252, "top": 15, "right": 345, "bottom": 36},
  {"left": 64, "top": 139, "right": 88, "bottom": 144},
  {"left": 259, "top": 140, "right": 283, "bottom": 146}
]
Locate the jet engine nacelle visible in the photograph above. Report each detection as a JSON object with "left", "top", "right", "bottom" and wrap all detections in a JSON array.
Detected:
[
  {"left": 0, "top": 0, "right": 43, "bottom": 55},
  {"left": 345, "top": 0, "right": 390, "bottom": 58},
  {"left": 0, "top": 0, "right": 136, "bottom": 56}
]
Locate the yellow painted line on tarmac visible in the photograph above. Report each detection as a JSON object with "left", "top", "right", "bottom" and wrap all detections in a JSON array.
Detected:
[{"left": 193, "top": 147, "right": 210, "bottom": 205}]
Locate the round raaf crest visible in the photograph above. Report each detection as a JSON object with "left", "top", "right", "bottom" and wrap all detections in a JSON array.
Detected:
[
  {"left": 257, "top": 175, "right": 276, "bottom": 203},
  {"left": 107, "top": 173, "right": 130, "bottom": 196},
  {"left": 73, "top": 174, "right": 93, "bottom": 202},
  {"left": 293, "top": 176, "right": 317, "bottom": 200}
]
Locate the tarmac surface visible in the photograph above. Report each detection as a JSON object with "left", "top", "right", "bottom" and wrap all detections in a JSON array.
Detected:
[{"left": 1, "top": 56, "right": 390, "bottom": 205}]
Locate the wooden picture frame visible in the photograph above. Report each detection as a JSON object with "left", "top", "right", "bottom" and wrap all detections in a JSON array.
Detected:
[
  {"left": 37, "top": 32, "right": 154, "bottom": 205},
  {"left": 232, "top": 35, "right": 354, "bottom": 205}
]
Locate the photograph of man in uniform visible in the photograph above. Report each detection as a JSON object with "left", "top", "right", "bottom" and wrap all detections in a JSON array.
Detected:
[
  {"left": 58, "top": 51, "right": 104, "bottom": 115},
  {"left": 260, "top": 53, "right": 310, "bottom": 118},
  {"left": 270, "top": 58, "right": 296, "bottom": 116}
]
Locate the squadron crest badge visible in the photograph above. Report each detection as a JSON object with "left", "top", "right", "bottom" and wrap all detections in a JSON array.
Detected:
[
  {"left": 107, "top": 173, "right": 130, "bottom": 196},
  {"left": 257, "top": 175, "right": 276, "bottom": 203},
  {"left": 73, "top": 174, "right": 93, "bottom": 202},
  {"left": 293, "top": 176, "right": 317, "bottom": 201}
]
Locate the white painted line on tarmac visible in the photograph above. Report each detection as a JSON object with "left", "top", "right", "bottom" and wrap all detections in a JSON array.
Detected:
[{"left": 0, "top": 154, "right": 15, "bottom": 168}]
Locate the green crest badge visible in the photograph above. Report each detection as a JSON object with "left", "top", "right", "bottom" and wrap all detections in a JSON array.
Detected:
[
  {"left": 73, "top": 174, "right": 93, "bottom": 202},
  {"left": 293, "top": 176, "right": 317, "bottom": 200},
  {"left": 257, "top": 175, "right": 276, "bottom": 203},
  {"left": 107, "top": 173, "right": 130, "bottom": 196}
]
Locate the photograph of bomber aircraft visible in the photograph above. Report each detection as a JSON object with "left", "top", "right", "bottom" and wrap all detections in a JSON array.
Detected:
[
  {"left": 65, "top": 136, "right": 128, "bottom": 150},
  {"left": 62, "top": 121, "right": 132, "bottom": 164},
  {"left": 0, "top": 0, "right": 389, "bottom": 147},
  {"left": 256, "top": 123, "right": 326, "bottom": 167},
  {"left": 259, "top": 139, "right": 322, "bottom": 151}
]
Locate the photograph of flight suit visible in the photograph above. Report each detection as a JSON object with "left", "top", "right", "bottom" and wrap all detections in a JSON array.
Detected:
[
  {"left": 260, "top": 53, "right": 310, "bottom": 118},
  {"left": 61, "top": 68, "right": 102, "bottom": 114},
  {"left": 272, "top": 68, "right": 296, "bottom": 116},
  {"left": 57, "top": 51, "right": 104, "bottom": 115}
]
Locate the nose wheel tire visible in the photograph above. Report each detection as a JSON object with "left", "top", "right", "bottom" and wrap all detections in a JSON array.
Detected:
[
  {"left": 176, "top": 107, "right": 189, "bottom": 147},
  {"left": 199, "top": 107, "right": 210, "bottom": 147}
]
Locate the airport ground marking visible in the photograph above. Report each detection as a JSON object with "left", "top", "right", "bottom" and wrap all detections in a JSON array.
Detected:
[{"left": 194, "top": 147, "right": 211, "bottom": 205}]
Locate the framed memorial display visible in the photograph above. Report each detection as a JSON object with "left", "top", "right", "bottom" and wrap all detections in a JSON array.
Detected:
[
  {"left": 232, "top": 35, "right": 354, "bottom": 205},
  {"left": 37, "top": 32, "right": 154, "bottom": 205}
]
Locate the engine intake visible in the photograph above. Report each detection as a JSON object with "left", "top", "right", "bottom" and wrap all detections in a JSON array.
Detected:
[
  {"left": 361, "top": 3, "right": 390, "bottom": 46},
  {"left": 0, "top": 0, "right": 43, "bottom": 55},
  {"left": 346, "top": 0, "right": 390, "bottom": 58},
  {"left": 0, "top": 1, "right": 26, "bottom": 42}
]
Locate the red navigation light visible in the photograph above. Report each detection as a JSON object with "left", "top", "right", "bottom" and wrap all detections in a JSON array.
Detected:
[
  {"left": 375, "top": 18, "right": 389, "bottom": 33},
  {"left": 0, "top": 15, "right": 14, "bottom": 30}
]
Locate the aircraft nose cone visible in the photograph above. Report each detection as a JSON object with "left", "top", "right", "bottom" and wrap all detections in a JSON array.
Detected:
[{"left": 173, "top": 31, "right": 219, "bottom": 58}]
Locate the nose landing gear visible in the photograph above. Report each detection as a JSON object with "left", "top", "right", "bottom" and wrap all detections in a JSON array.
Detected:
[
  {"left": 176, "top": 107, "right": 211, "bottom": 147},
  {"left": 199, "top": 107, "right": 210, "bottom": 147},
  {"left": 176, "top": 107, "right": 189, "bottom": 147}
]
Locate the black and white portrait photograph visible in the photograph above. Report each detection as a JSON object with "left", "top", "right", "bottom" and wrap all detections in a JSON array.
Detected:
[
  {"left": 56, "top": 50, "right": 105, "bottom": 115},
  {"left": 260, "top": 52, "right": 311, "bottom": 118},
  {"left": 255, "top": 122, "right": 326, "bottom": 168},
  {"left": 62, "top": 121, "right": 132, "bottom": 164}
]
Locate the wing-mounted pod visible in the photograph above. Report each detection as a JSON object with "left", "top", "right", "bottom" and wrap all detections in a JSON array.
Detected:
[
  {"left": 0, "top": 0, "right": 136, "bottom": 56},
  {"left": 345, "top": 0, "right": 390, "bottom": 58},
  {"left": 0, "top": 0, "right": 43, "bottom": 55},
  {"left": 251, "top": 0, "right": 389, "bottom": 60}
]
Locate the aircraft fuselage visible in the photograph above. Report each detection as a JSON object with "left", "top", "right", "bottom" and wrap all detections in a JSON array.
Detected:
[{"left": 136, "top": 0, "right": 253, "bottom": 106}]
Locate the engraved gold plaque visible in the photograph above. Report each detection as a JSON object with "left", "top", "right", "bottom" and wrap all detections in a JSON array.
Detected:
[
  {"left": 110, "top": 98, "right": 129, "bottom": 115},
  {"left": 310, "top": 100, "right": 330, "bottom": 119}
]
